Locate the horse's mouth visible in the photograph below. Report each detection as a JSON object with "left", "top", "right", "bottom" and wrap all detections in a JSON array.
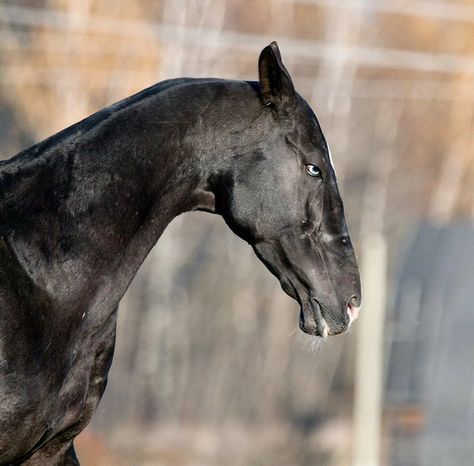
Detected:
[
  {"left": 281, "top": 278, "right": 333, "bottom": 338},
  {"left": 299, "top": 299, "right": 330, "bottom": 338},
  {"left": 299, "top": 298, "right": 358, "bottom": 338},
  {"left": 279, "top": 276, "right": 356, "bottom": 338}
]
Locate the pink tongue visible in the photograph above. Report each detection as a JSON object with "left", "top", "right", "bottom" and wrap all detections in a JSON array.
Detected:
[{"left": 347, "top": 304, "right": 360, "bottom": 322}]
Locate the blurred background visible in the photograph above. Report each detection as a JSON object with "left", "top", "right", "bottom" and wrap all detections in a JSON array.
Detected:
[{"left": 0, "top": 1, "right": 473, "bottom": 465}]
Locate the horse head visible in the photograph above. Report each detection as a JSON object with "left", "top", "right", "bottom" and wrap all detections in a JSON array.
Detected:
[{"left": 212, "top": 42, "right": 361, "bottom": 337}]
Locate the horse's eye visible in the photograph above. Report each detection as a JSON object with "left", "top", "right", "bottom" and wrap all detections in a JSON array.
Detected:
[{"left": 305, "top": 164, "right": 321, "bottom": 178}]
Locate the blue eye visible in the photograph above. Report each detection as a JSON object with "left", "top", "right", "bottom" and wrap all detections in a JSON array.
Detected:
[{"left": 305, "top": 164, "right": 321, "bottom": 178}]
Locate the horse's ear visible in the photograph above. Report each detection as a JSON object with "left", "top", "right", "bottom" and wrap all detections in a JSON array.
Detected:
[{"left": 258, "top": 41, "right": 295, "bottom": 106}]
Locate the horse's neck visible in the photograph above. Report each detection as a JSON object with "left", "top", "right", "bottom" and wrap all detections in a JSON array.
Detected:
[
  {"left": 1, "top": 99, "right": 202, "bottom": 315},
  {"left": 1, "top": 78, "right": 264, "bottom": 318}
]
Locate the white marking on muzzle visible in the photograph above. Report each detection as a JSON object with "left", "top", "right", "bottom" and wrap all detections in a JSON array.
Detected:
[
  {"left": 347, "top": 304, "right": 361, "bottom": 327},
  {"left": 320, "top": 317, "right": 329, "bottom": 338}
]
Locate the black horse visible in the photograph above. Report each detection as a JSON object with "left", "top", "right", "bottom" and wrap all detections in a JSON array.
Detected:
[{"left": 0, "top": 42, "right": 361, "bottom": 465}]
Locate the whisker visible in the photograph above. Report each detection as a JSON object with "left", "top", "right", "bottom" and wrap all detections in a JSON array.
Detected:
[
  {"left": 288, "top": 326, "right": 299, "bottom": 337},
  {"left": 296, "top": 333, "right": 325, "bottom": 354},
  {"left": 310, "top": 337, "right": 324, "bottom": 353}
]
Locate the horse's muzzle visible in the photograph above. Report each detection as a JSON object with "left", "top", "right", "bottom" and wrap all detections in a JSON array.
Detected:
[{"left": 300, "top": 295, "right": 361, "bottom": 337}]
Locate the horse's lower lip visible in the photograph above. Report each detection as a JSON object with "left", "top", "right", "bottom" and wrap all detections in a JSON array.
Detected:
[{"left": 299, "top": 301, "right": 329, "bottom": 338}]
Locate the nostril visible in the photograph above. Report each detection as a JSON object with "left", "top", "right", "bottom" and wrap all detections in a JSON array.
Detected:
[
  {"left": 349, "top": 295, "right": 361, "bottom": 308},
  {"left": 347, "top": 295, "right": 361, "bottom": 324}
]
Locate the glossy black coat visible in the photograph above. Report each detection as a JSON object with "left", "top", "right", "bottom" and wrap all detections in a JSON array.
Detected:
[{"left": 0, "top": 43, "right": 360, "bottom": 464}]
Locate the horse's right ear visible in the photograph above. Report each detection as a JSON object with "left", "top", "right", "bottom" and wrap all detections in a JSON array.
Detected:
[{"left": 258, "top": 41, "right": 295, "bottom": 107}]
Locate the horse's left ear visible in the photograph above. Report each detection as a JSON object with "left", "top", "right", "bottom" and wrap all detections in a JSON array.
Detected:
[{"left": 258, "top": 41, "right": 295, "bottom": 107}]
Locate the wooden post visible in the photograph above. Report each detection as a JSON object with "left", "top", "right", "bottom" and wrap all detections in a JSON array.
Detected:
[{"left": 352, "top": 232, "right": 388, "bottom": 466}]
